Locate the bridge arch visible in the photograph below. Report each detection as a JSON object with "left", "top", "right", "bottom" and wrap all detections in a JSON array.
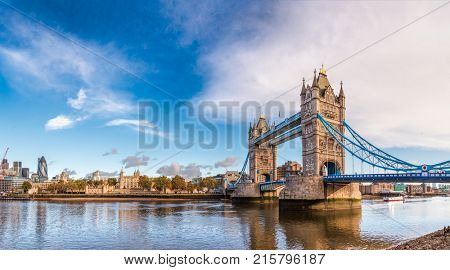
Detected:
[
  {"left": 262, "top": 173, "right": 271, "bottom": 182},
  {"left": 321, "top": 161, "right": 341, "bottom": 176}
]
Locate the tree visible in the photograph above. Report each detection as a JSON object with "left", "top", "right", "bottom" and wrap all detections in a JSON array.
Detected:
[
  {"left": 171, "top": 175, "right": 186, "bottom": 193},
  {"left": 66, "top": 181, "right": 78, "bottom": 193},
  {"left": 200, "top": 177, "right": 218, "bottom": 192},
  {"left": 22, "top": 181, "right": 32, "bottom": 193},
  {"left": 186, "top": 182, "right": 195, "bottom": 194},
  {"left": 138, "top": 176, "right": 152, "bottom": 191},
  {"left": 107, "top": 178, "right": 118, "bottom": 187},
  {"left": 152, "top": 176, "right": 172, "bottom": 193},
  {"left": 74, "top": 180, "right": 87, "bottom": 193}
]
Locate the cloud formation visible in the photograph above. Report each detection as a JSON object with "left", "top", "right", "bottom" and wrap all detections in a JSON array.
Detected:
[
  {"left": 156, "top": 162, "right": 212, "bottom": 179},
  {"left": 0, "top": 15, "right": 139, "bottom": 130},
  {"left": 102, "top": 148, "right": 119, "bottom": 156},
  {"left": 165, "top": 1, "right": 450, "bottom": 150},
  {"left": 214, "top": 156, "right": 238, "bottom": 168},
  {"left": 84, "top": 170, "right": 118, "bottom": 179},
  {"left": 63, "top": 168, "right": 77, "bottom": 175},
  {"left": 106, "top": 118, "right": 171, "bottom": 138},
  {"left": 121, "top": 154, "right": 151, "bottom": 168},
  {"left": 45, "top": 115, "right": 75, "bottom": 130}
]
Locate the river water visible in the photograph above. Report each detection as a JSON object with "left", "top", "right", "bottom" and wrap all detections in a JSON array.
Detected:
[{"left": 0, "top": 197, "right": 449, "bottom": 250}]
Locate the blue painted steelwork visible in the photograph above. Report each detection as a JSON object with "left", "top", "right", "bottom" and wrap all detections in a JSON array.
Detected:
[
  {"left": 319, "top": 113, "right": 450, "bottom": 173},
  {"left": 343, "top": 120, "right": 414, "bottom": 165},
  {"left": 269, "top": 125, "right": 302, "bottom": 146},
  {"left": 260, "top": 180, "right": 286, "bottom": 191},
  {"left": 253, "top": 112, "right": 302, "bottom": 145},
  {"left": 317, "top": 113, "right": 422, "bottom": 172},
  {"left": 228, "top": 153, "right": 250, "bottom": 190},
  {"left": 324, "top": 173, "right": 450, "bottom": 183}
]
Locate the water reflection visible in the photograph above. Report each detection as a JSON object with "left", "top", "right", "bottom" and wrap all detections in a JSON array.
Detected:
[{"left": 0, "top": 197, "right": 449, "bottom": 250}]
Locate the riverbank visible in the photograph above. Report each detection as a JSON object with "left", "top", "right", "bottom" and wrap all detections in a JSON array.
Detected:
[
  {"left": 389, "top": 226, "right": 450, "bottom": 250},
  {"left": 2, "top": 193, "right": 228, "bottom": 202}
]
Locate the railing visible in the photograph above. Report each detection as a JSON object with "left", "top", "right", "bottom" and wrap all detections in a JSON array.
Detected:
[
  {"left": 259, "top": 180, "right": 286, "bottom": 191},
  {"left": 253, "top": 112, "right": 302, "bottom": 144},
  {"left": 269, "top": 126, "right": 302, "bottom": 146},
  {"left": 324, "top": 173, "right": 450, "bottom": 183}
]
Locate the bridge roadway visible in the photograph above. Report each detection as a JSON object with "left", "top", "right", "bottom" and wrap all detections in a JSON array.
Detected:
[
  {"left": 250, "top": 172, "right": 450, "bottom": 192},
  {"left": 253, "top": 112, "right": 302, "bottom": 145},
  {"left": 324, "top": 173, "right": 450, "bottom": 183},
  {"left": 235, "top": 172, "right": 450, "bottom": 192}
]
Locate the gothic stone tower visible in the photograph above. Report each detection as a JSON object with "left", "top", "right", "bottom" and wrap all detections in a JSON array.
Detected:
[
  {"left": 248, "top": 116, "right": 277, "bottom": 183},
  {"left": 300, "top": 67, "right": 346, "bottom": 177}
]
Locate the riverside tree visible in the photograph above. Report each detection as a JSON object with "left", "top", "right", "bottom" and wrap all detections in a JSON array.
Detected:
[
  {"left": 152, "top": 176, "right": 172, "bottom": 193},
  {"left": 171, "top": 175, "right": 186, "bottom": 193},
  {"left": 21, "top": 181, "right": 32, "bottom": 193},
  {"left": 107, "top": 178, "right": 118, "bottom": 187},
  {"left": 200, "top": 177, "right": 218, "bottom": 192},
  {"left": 186, "top": 182, "right": 196, "bottom": 194},
  {"left": 138, "top": 175, "right": 152, "bottom": 191}
]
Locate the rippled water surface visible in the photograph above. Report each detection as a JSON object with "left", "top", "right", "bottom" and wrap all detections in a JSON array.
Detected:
[{"left": 0, "top": 197, "right": 449, "bottom": 249}]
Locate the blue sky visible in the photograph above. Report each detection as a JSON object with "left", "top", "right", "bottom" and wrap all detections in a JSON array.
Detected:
[{"left": 1, "top": 0, "right": 450, "bottom": 179}]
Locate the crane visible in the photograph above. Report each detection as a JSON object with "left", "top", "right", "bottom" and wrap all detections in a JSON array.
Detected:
[{"left": 2, "top": 147, "right": 9, "bottom": 161}]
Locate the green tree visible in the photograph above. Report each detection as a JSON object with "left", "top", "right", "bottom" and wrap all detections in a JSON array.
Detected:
[
  {"left": 200, "top": 177, "right": 218, "bottom": 192},
  {"left": 74, "top": 180, "right": 87, "bottom": 193},
  {"left": 138, "top": 175, "right": 152, "bottom": 191},
  {"left": 21, "top": 181, "right": 32, "bottom": 193},
  {"left": 66, "top": 181, "right": 77, "bottom": 193},
  {"left": 152, "top": 176, "right": 172, "bottom": 193},
  {"left": 186, "top": 182, "right": 195, "bottom": 194},
  {"left": 171, "top": 175, "right": 186, "bottom": 193},
  {"left": 107, "top": 178, "right": 118, "bottom": 187}
]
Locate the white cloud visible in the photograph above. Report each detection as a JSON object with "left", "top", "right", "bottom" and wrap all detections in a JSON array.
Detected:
[
  {"left": 67, "top": 88, "right": 87, "bottom": 109},
  {"left": 106, "top": 119, "right": 154, "bottom": 129},
  {"left": 102, "top": 148, "right": 119, "bottom": 156},
  {"left": 156, "top": 162, "right": 212, "bottom": 179},
  {"left": 0, "top": 15, "right": 140, "bottom": 130},
  {"left": 121, "top": 154, "right": 151, "bottom": 168},
  {"left": 166, "top": 1, "right": 450, "bottom": 150},
  {"left": 45, "top": 115, "right": 75, "bottom": 130},
  {"left": 63, "top": 168, "right": 77, "bottom": 175},
  {"left": 106, "top": 118, "right": 171, "bottom": 139},
  {"left": 214, "top": 156, "right": 238, "bottom": 168}
]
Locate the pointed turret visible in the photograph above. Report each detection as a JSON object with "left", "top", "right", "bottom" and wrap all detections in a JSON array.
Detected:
[
  {"left": 339, "top": 81, "right": 345, "bottom": 98},
  {"left": 300, "top": 77, "right": 306, "bottom": 96},
  {"left": 312, "top": 69, "right": 318, "bottom": 88}
]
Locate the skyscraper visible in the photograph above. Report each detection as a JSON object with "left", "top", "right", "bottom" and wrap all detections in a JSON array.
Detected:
[
  {"left": 21, "top": 168, "right": 30, "bottom": 178},
  {"left": 37, "top": 156, "right": 48, "bottom": 181},
  {"left": 1, "top": 159, "right": 8, "bottom": 170},
  {"left": 13, "top": 161, "right": 22, "bottom": 176}
]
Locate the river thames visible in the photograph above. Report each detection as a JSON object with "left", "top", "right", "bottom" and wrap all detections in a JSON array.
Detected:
[{"left": 0, "top": 197, "right": 449, "bottom": 249}]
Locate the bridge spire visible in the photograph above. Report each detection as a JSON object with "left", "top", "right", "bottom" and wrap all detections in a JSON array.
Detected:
[
  {"left": 301, "top": 77, "right": 306, "bottom": 96},
  {"left": 339, "top": 81, "right": 345, "bottom": 98},
  {"left": 312, "top": 69, "right": 318, "bottom": 88}
]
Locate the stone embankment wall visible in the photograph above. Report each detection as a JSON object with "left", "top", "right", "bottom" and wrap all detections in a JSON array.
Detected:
[{"left": 231, "top": 183, "right": 261, "bottom": 199}]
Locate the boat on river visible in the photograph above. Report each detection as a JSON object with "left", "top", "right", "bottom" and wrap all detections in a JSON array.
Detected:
[{"left": 381, "top": 191, "right": 405, "bottom": 202}]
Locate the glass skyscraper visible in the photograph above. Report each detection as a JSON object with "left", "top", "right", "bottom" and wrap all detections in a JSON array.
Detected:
[{"left": 37, "top": 156, "right": 48, "bottom": 181}]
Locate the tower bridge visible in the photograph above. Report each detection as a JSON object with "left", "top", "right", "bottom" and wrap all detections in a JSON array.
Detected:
[{"left": 231, "top": 67, "right": 450, "bottom": 209}]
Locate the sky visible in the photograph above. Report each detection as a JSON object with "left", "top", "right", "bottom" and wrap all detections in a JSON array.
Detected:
[{"left": 1, "top": 0, "right": 450, "bottom": 179}]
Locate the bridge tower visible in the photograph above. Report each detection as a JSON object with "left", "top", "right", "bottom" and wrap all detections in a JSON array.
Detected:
[
  {"left": 300, "top": 67, "right": 346, "bottom": 177},
  {"left": 248, "top": 116, "right": 277, "bottom": 183}
]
